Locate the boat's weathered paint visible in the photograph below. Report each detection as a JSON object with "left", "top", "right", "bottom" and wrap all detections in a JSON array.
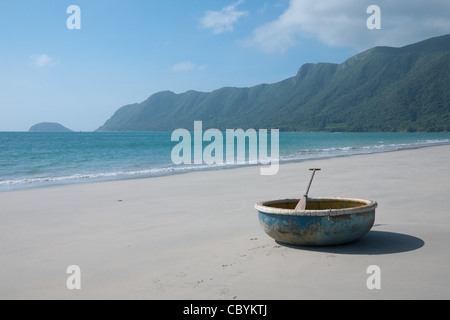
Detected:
[{"left": 255, "top": 197, "right": 377, "bottom": 246}]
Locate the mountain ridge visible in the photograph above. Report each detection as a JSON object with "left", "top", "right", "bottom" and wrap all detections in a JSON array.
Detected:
[{"left": 97, "top": 34, "right": 450, "bottom": 132}]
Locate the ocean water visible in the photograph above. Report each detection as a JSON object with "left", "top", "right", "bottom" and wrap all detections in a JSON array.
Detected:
[{"left": 1, "top": 131, "right": 449, "bottom": 192}]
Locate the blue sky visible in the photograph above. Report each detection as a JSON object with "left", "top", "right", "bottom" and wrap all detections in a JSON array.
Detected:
[{"left": 1, "top": 0, "right": 449, "bottom": 131}]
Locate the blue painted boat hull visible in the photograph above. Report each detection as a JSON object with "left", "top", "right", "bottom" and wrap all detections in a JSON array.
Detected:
[{"left": 255, "top": 198, "right": 377, "bottom": 246}]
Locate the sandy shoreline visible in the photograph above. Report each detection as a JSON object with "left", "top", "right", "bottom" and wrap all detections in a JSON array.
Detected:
[{"left": 1, "top": 145, "right": 450, "bottom": 300}]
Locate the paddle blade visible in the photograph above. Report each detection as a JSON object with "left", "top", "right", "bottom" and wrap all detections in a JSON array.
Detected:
[{"left": 295, "top": 195, "right": 307, "bottom": 210}]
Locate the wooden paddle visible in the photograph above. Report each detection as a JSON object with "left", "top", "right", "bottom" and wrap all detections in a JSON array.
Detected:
[{"left": 295, "top": 168, "right": 321, "bottom": 210}]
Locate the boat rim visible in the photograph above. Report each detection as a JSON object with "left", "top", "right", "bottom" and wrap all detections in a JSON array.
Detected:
[{"left": 255, "top": 197, "right": 378, "bottom": 217}]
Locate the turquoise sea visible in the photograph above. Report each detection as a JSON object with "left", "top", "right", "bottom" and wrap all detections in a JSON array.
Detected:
[{"left": 1, "top": 131, "right": 449, "bottom": 192}]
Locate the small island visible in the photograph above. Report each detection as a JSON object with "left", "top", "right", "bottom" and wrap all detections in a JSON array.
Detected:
[{"left": 28, "top": 122, "right": 73, "bottom": 133}]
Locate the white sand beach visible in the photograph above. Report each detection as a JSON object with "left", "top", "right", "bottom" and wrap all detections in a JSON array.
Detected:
[{"left": 1, "top": 145, "right": 450, "bottom": 300}]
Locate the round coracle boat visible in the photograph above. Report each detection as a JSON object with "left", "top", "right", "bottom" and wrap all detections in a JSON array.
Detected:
[{"left": 255, "top": 197, "right": 378, "bottom": 246}]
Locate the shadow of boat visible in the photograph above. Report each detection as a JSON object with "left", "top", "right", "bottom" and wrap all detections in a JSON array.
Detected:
[{"left": 276, "top": 230, "right": 425, "bottom": 255}]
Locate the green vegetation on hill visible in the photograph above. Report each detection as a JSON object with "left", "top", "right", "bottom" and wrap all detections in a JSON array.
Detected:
[{"left": 97, "top": 34, "right": 450, "bottom": 132}]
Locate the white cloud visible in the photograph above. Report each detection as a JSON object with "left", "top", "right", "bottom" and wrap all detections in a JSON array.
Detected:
[
  {"left": 171, "top": 61, "right": 196, "bottom": 72},
  {"left": 171, "top": 61, "right": 208, "bottom": 72},
  {"left": 245, "top": 0, "right": 450, "bottom": 53},
  {"left": 200, "top": 0, "right": 248, "bottom": 34},
  {"left": 30, "top": 54, "right": 59, "bottom": 68}
]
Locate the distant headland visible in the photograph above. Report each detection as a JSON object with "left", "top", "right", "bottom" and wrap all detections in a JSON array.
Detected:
[{"left": 28, "top": 122, "right": 73, "bottom": 133}]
